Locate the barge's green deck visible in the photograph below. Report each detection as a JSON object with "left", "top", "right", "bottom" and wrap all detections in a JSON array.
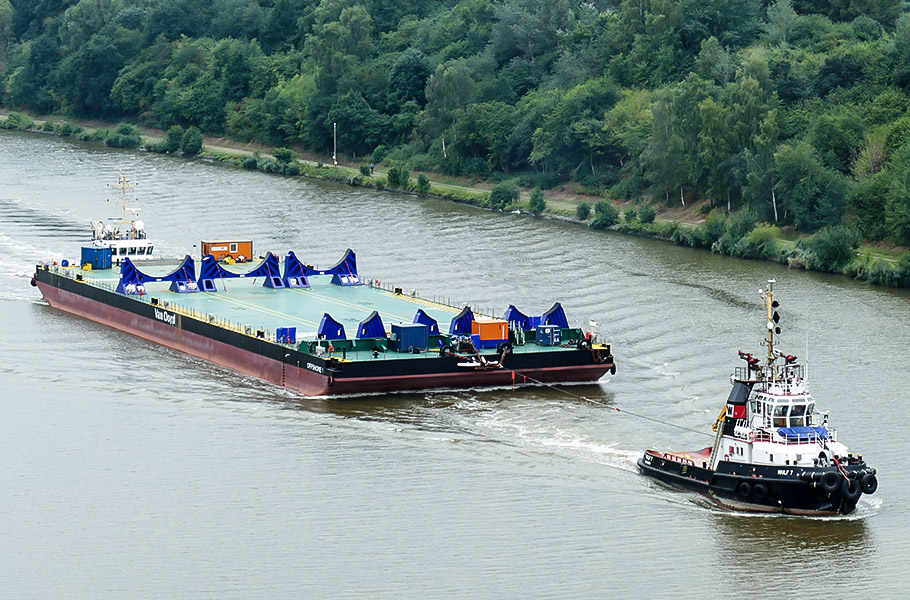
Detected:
[{"left": 67, "top": 260, "right": 585, "bottom": 362}]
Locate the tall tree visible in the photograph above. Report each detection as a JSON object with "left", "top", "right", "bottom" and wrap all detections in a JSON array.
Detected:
[
  {"left": 642, "top": 87, "right": 689, "bottom": 205},
  {"left": 744, "top": 109, "right": 782, "bottom": 221},
  {"left": 774, "top": 140, "right": 846, "bottom": 231},
  {"left": 387, "top": 48, "right": 432, "bottom": 109}
]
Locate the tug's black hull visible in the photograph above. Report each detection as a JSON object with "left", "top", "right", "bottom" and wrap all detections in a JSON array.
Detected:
[{"left": 638, "top": 451, "right": 877, "bottom": 516}]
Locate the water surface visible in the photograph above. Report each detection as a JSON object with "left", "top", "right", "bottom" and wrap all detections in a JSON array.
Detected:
[{"left": 1, "top": 130, "right": 907, "bottom": 598}]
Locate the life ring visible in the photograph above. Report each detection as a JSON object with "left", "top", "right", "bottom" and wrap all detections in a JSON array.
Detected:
[
  {"left": 327, "top": 344, "right": 335, "bottom": 353},
  {"left": 841, "top": 477, "right": 862, "bottom": 501},
  {"left": 820, "top": 472, "right": 840, "bottom": 493},
  {"left": 860, "top": 472, "right": 878, "bottom": 495},
  {"left": 752, "top": 482, "right": 768, "bottom": 500},
  {"left": 737, "top": 481, "right": 752, "bottom": 498}
]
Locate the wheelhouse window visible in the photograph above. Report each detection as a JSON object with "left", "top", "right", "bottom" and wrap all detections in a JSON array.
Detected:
[
  {"left": 119, "top": 247, "right": 127, "bottom": 255},
  {"left": 147, "top": 246, "right": 153, "bottom": 255},
  {"left": 128, "top": 247, "right": 137, "bottom": 255},
  {"left": 137, "top": 247, "right": 146, "bottom": 255},
  {"left": 790, "top": 404, "right": 807, "bottom": 427},
  {"left": 773, "top": 404, "right": 788, "bottom": 427}
]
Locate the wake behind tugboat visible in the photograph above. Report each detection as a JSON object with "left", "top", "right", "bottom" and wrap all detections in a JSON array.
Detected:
[{"left": 638, "top": 280, "right": 878, "bottom": 516}]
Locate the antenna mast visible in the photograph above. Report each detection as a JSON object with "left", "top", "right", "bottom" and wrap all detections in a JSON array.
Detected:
[
  {"left": 762, "top": 279, "right": 781, "bottom": 378},
  {"left": 107, "top": 173, "right": 139, "bottom": 238}
]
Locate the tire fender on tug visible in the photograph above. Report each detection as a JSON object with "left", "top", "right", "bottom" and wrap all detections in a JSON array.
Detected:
[
  {"left": 841, "top": 476, "right": 862, "bottom": 502},
  {"left": 752, "top": 482, "right": 768, "bottom": 500},
  {"left": 860, "top": 472, "right": 878, "bottom": 495},
  {"left": 737, "top": 481, "right": 752, "bottom": 498},
  {"left": 820, "top": 471, "right": 840, "bottom": 493}
]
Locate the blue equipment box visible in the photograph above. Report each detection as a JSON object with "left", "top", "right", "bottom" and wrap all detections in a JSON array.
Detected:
[
  {"left": 391, "top": 323, "right": 429, "bottom": 352},
  {"left": 276, "top": 327, "right": 297, "bottom": 344},
  {"left": 536, "top": 324, "right": 561, "bottom": 346},
  {"left": 81, "top": 246, "right": 113, "bottom": 270}
]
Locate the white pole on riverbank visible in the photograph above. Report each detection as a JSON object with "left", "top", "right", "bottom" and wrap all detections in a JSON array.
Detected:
[{"left": 333, "top": 122, "right": 337, "bottom": 166}]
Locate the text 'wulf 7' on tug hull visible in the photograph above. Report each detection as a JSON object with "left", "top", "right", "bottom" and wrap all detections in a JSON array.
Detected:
[
  {"left": 638, "top": 280, "right": 877, "bottom": 516},
  {"left": 31, "top": 176, "right": 615, "bottom": 398}
]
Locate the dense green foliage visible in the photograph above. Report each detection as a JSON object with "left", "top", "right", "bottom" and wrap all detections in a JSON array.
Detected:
[
  {"left": 3, "top": 0, "right": 910, "bottom": 248},
  {"left": 489, "top": 180, "right": 519, "bottom": 209},
  {"left": 528, "top": 187, "right": 545, "bottom": 214}
]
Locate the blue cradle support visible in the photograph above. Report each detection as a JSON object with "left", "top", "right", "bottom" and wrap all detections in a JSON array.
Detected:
[
  {"left": 503, "top": 304, "right": 531, "bottom": 331},
  {"left": 302, "top": 249, "right": 361, "bottom": 286},
  {"left": 413, "top": 309, "right": 439, "bottom": 334},
  {"left": 541, "top": 302, "right": 569, "bottom": 329},
  {"left": 282, "top": 251, "right": 310, "bottom": 288},
  {"left": 449, "top": 306, "right": 475, "bottom": 335},
  {"left": 357, "top": 311, "right": 386, "bottom": 339},
  {"left": 318, "top": 313, "right": 347, "bottom": 340},
  {"left": 197, "top": 252, "right": 284, "bottom": 291},
  {"left": 117, "top": 255, "right": 196, "bottom": 294}
]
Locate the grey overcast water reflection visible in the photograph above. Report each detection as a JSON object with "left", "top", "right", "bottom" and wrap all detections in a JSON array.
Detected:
[{"left": 1, "top": 130, "right": 908, "bottom": 598}]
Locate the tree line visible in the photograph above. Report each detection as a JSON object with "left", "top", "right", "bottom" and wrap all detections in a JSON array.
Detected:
[{"left": 2, "top": 0, "right": 910, "bottom": 248}]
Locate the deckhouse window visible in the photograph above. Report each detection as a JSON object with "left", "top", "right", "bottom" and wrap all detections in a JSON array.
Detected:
[
  {"left": 147, "top": 246, "right": 153, "bottom": 255},
  {"left": 119, "top": 247, "right": 127, "bottom": 255},
  {"left": 230, "top": 243, "right": 238, "bottom": 253},
  {"left": 773, "top": 404, "right": 788, "bottom": 427},
  {"left": 137, "top": 247, "right": 146, "bottom": 255},
  {"left": 128, "top": 247, "right": 137, "bottom": 255}
]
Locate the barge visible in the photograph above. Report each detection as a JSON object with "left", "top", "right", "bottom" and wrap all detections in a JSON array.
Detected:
[{"left": 31, "top": 176, "right": 615, "bottom": 397}]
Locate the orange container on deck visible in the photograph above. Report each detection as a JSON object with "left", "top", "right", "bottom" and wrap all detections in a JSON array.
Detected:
[
  {"left": 472, "top": 319, "right": 509, "bottom": 340},
  {"left": 201, "top": 240, "right": 253, "bottom": 261}
]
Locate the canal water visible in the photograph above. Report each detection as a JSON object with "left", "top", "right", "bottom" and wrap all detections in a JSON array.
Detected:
[{"left": 1, "top": 130, "right": 908, "bottom": 597}]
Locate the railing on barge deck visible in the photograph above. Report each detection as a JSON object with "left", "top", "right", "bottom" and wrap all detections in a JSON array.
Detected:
[{"left": 46, "top": 264, "right": 275, "bottom": 342}]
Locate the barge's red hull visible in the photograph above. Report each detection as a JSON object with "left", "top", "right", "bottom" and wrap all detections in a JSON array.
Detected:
[{"left": 36, "top": 277, "right": 613, "bottom": 397}]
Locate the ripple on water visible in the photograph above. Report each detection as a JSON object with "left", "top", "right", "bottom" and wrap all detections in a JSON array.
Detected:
[{"left": 2, "top": 129, "right": 908, "bottom": 598}]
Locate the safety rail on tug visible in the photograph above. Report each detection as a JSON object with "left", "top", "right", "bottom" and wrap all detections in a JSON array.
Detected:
[
  {"left": 751, "top": 428, "right": 838, "bottom": 445},
  {"left": 732, "top": 364, "right": 807, "bottom": 392}
]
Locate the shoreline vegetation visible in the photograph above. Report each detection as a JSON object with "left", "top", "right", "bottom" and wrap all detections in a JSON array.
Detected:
[{"left": 3, "top": 109, "right": 909, "bottom": 289}]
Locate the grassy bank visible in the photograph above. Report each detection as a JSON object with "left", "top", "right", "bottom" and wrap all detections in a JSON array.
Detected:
[{"left": 3, "top": 111, "right": 909, "bottom": 290}]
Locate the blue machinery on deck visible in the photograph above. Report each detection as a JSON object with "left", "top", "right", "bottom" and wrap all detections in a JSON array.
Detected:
[
  {"left": 114, "top": 248, "right": 583, "bottom": 350},
  {"left": 118, "top": 248, "right": 364, "bottom": 294},
  {"left": 116, "top": 254, "right": 196, "bottom": 294}
]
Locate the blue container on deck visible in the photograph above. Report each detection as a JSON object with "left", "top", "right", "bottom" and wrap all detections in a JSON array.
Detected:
[
  {"left": 536, "top": 324, "right": 561, "bottom": 346},
  {"left": 81, "top": 246, "right": 112, "bottom": 270},
  {"left": 391, "top": 323, "right": 429, "bottom": 352},
  {"left": 277, "top": 327, "right": 297, "bottom": 344}
]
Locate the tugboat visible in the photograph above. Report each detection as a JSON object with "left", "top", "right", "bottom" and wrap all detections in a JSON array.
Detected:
[{"left": 638, "top": 280, "right": 877, "bottom": 515}]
